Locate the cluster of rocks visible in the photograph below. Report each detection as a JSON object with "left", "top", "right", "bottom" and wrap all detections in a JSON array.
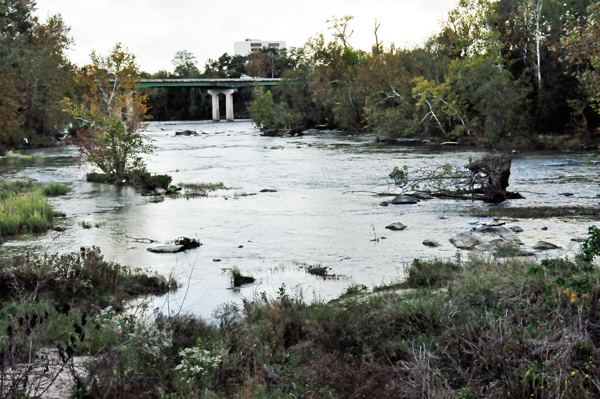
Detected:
[
  {"left": 382, "top": 221, "right": 571, "bottom": 255},
  {"left": 175, "top": 130, "right": 199, "bottom": 136}
]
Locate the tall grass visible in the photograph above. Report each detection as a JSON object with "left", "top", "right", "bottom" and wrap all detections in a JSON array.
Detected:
[
  {"left": 0, "top": 188, "right": 54, "bottom": 236},
  {"left": 42, "top": 182, "right": 69, "bottom": 196},
  {"left": 0, "top": 180, "right": 69, "bottom": 238}
]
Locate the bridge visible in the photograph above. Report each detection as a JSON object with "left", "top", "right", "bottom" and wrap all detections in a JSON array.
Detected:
[{"left": 135, "top": 78, "right": 281, "bottom": 122}]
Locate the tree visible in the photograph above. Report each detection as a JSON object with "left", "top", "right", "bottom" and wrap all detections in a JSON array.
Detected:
[
  {"left": 64, "top": 44, "right": 153, "bottom": 184},
  {"left": 0, "top": 0, "right": 73, "bottom": 149},
  {"left": 172, "top": 50, "right": 200, "bottom": 78},
  {"left": 562, "top": 3, "right": 600, "bottom": 111}
]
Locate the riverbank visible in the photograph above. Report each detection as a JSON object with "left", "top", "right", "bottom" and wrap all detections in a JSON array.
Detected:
[
  {"left": 10, "top": 228, "right": 598, "bottom": 398},
  {"left": 0, "top": 246, "right": 176, "bottom": 398}
]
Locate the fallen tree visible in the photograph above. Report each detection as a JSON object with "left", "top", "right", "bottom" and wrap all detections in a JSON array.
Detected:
[{"left": 387, "top": 154, "right": 522, "bottom": 203}]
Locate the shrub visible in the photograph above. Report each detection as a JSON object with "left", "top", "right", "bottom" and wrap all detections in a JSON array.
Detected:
[
  {"left": 42, "top": 182, "right": 69, "bottom": 196},
  {"left": 403, "top": 258, "right": 461, "bottom": 288}
]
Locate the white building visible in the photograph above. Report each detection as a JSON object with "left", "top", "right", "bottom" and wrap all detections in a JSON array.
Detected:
[{"left": 234, "top": 39, "right": 286, "bottom": 56}]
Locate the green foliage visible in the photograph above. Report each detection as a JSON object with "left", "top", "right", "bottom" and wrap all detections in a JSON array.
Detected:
[
  {"left": 0, "top": 0, "right": 74, "bottom": 150},
  {"left": 0, "top": 247, "right": 172, "bottom": 307},
  {"left": 65, "top": 44, "right": 154, "bottom": 183},
  {"left": 86, "top": 170, "right": 172, "bottom": 189},
  {"left": 0, "top": 180, "right": 68, "bottom": 238},
  {"left": 389, "top": 161, "right": 468, "bottom": 194},
  {"left": 249, "top": 87, "right": 302, "bottom": 131},
  {"left": 577, "top": 225, "right": 600, "bottom": 264},
  {"left": 39, "top": 226, "right": 600, "bottom": 398},
  {"left": 341, "top": 283, "right": 369, "bottom": 298},
  {"left": 245, "top": 1, "right": 600, "bottom": 146},
  {"left": 404, "top": 258, "right": 462, "bottom": 288},
  {"left": 231, "top": 267, "right": 255, "bottom": 287},
  {"left": 42, "top": 182, "right": 69, "bottom": 196}
]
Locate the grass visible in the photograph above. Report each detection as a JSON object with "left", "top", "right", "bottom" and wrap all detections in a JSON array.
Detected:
[
  {"left": 42, "top": 182, "right": 69, "bottom": 196},
  {"left": 0, "top": 180, "right": 69, "bottom": 239},
  {"left": 2, "top": 150, "right": 45, "bottom": 159},
  {"left": 179, "top": 181, "right": 228, "bottom": 192},
  {"left": 69, "top": 226, "right": 600, "bottom": 398},
  {"left": 0, "top": 180, "right": 70, "bottom": 239},
  {"left": 462, "top": 205, "right": 600, "bottom": 219},
  {"left": 6, "top": 226, "right": 600, "bottom": 397}
]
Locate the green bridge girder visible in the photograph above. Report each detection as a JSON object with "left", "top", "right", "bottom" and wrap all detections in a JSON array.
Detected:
[{"left": 134, "top": 78, "right": 280, "bottom": 89}]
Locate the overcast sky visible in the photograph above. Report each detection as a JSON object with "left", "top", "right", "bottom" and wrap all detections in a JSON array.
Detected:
[{"left": 34, "top": 0, "right": 458, "bottom": 73}]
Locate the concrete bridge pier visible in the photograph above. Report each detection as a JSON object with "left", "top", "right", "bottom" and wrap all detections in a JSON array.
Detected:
[{"left": 207, "top": 88, "right": 237, "bottom": 122}]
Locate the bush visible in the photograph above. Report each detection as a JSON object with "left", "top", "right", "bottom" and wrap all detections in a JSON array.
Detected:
[
  {"left": 403, "top": 258, "right": 461, "bottom": 288},
  {"left": 86, "top": 171, "right": 172, "bottom": 190},
  {"left": 0, "top": 247, "right": 173, "bottom": 309}
]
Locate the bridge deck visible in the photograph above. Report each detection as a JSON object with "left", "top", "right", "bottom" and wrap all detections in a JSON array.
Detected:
[{"left": 135, "top": 78, "right": 280, "bottom": 89}]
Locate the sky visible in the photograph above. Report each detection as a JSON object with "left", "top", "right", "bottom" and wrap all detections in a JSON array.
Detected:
[{"left": 34, "top": 0, "right": 459, "bottom": 74}]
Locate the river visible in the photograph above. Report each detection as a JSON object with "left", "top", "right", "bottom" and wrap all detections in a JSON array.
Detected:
[{"left": 1, "top": 120, "right": 599, "bottom": 319}]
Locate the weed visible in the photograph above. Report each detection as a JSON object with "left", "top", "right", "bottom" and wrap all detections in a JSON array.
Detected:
[
  {"left": 231, "top": 267, "right": 255, "bottom": 287},
  {"left": 42, "top": 182, "right": 69, "bottom": 196},
  {"left": 340, "top": 283, "right": 369, "bottom": 298},
  {"left": 306, "top": 264, "right": 330, "bottom": 278},
  {"left": 179, "top": 182, "right": 227, "bottom": 192},
  {"left": 80, "top": 221, "right": 92, "bottom": 229},
  {"left": 0, "top": 181, "right": 63, "bottom": 238},
  {"left": 4, "top": 150, "right": 32, "bottom": 159}
]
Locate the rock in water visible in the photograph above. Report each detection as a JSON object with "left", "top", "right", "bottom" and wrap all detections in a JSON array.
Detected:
[
  {"left": 450, "top": 233, "right": 481, "bottom": 249},
  {"left": 385, "top": 223, "right": 407, "bottom": 231},
  {"left": 412, "top": 191, "right": 434, "bottom": 200},
  {"left": 147, "top": 245, "right": 185, "bottom": 253},
  {"left": 450, "top": 226, "right": 523, "bottom": 250},
  {"left": 468, "top": 154, "right": 513, "bottom": 203},
  {"left": 510, "top": 226, "right": 524, "bottom": 233},
  {"left": 533, "top": 241, "right": 560, "bottom": 250},
  {"left": 423, "top": 239, "right": 441, "bottom": 248},
  {"left": 390, "top": 195, "right": 418, "bottom": 205},
  {"left": 260, "top": 189, "right": 277, "bottom": 193}
]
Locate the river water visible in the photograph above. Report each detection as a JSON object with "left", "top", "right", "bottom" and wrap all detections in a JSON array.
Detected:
[{"left": 1, "top": 121, "right": 599, "bottom": 319}]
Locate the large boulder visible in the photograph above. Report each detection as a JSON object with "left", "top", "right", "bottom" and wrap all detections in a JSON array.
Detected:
[
  {"left": 385, "top": 223, "right": 407, "bottom": 231},
  {"left": 450, "top": 226, "right": 523, "bottom": 250},
  {"left": 533, "top": 241, "right": 560, "bottom": 250}
]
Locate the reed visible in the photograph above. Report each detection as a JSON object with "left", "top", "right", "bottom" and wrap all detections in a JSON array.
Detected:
[{"left": 0, "top": 180, "right": 69, "bottom": 238}]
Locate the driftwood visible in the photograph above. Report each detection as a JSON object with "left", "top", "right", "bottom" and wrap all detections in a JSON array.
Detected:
[{"left": 468, "top": 154, "right": 513, "bottom": 203}]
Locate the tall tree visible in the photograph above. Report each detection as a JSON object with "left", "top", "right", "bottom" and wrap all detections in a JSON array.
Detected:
[
  {"left": 65, "top": 44, "right": 152, "bottom": 183},
  {"left": 0, "top": 0, "right": 73, "bottom": 149},
  {"left": 171, "top": 50, "right": 200, "bottom": 78}
]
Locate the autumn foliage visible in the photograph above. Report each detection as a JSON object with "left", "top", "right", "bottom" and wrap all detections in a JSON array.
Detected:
[{"left": 64, "top": 44, "right": 153, "bottom": 184}]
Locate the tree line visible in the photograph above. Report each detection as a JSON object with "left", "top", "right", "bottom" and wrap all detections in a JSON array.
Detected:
[
  {"left": 3, "top": 0, "right": 600, "bottom": 151},
  {"left": 251, "top": 1, "right": 600, "bottom": 149},
  {"left": 0, "top": 0, "right": 298, "bottom": 150}
]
